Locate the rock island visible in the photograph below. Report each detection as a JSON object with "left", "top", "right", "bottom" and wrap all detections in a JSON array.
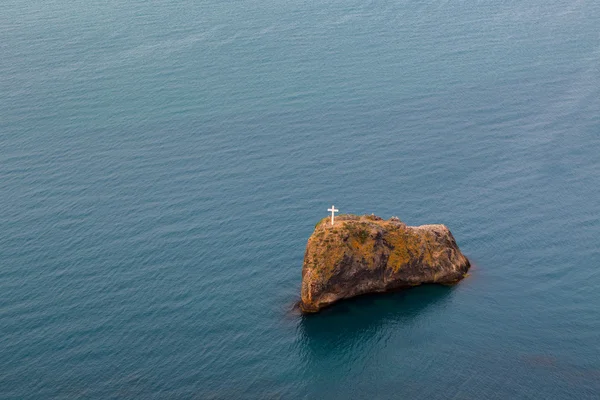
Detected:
[{"left": 300, "top": 214, "right": 470, "bottom": 313}]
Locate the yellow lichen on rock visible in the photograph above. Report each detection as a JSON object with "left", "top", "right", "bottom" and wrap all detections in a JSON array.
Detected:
[{"left": 386, "top": 229, "right": 412, "bottom": 272}]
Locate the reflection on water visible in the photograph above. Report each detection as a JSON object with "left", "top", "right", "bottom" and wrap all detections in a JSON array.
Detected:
[{"left": 297, "top": 285, "right": 454, "bottom": 356}]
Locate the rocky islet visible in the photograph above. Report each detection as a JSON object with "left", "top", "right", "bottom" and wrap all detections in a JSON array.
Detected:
[{"left": 300, "top": 214, "right": 471, "bottom": 313}]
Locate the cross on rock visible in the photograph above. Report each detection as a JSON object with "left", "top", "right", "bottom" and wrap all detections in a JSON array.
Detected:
[{"left": 327, "top": 205, "right": 339, "bottom": 226}]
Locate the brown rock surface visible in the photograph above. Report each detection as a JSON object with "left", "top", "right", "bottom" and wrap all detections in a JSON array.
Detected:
[{"left": 300, "top": 214, "right": 470, "bottom": 313}]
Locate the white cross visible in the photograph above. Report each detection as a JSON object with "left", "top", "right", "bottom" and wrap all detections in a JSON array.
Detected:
[{"left": 327, "top": 205, "right": 339, "bottom": 226}]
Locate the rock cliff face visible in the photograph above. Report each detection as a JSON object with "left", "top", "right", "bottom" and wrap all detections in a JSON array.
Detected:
[{"left": 300, "top": 214, "right": 470, "bottom": 313}]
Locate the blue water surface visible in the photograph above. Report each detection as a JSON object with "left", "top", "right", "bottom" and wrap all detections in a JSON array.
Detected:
[{"left": 1, "top": 0, "right": 600, "bottom": 398}]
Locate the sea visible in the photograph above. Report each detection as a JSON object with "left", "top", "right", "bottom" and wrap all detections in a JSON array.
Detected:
[{"left": 1, "top": 0, "right": 599, "bottom": 398}]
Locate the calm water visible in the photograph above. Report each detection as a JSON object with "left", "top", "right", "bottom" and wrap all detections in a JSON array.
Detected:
[{"left": 1, "top": 0, "right": 600, "bottom": 398}]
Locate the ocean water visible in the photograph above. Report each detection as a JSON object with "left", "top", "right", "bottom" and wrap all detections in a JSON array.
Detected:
[{"left": 1, "top": 0, "right": 600, "bottom": 398}]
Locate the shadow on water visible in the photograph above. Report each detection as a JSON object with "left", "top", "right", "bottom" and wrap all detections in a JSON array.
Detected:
[{"left": 296, "top": 285, "right": 455, "bottom": 356}]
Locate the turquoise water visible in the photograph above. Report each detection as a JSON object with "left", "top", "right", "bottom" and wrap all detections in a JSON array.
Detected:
[{"left": 1, "top": 0, "right": 600, "bottom": 398}]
